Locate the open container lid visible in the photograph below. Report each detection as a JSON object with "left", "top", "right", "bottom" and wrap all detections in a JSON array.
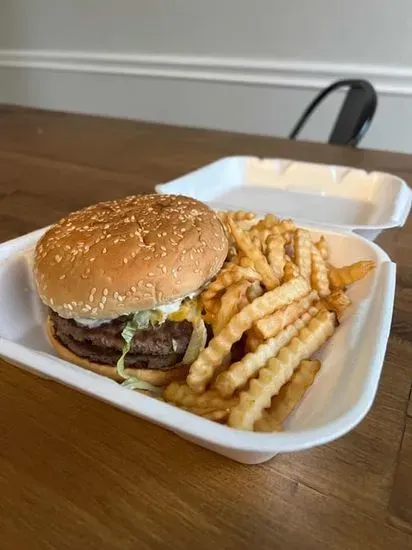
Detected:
[{"left": 155, "top": 156, "right": 412, "bottom": 240}]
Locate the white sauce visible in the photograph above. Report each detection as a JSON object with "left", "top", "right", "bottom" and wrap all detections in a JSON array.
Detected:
[{"left": 73, "top": 291, "right": 199, "bottom": 327}]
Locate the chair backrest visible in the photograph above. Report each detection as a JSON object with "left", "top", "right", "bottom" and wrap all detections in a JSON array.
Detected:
[{"left": 289, "top": 79, "right": 378, "bottom": 147}]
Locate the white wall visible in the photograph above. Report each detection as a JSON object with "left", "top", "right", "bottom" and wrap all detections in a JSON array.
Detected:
[{"left": 1, "top": 1, "right": 412, "bottom": 153}]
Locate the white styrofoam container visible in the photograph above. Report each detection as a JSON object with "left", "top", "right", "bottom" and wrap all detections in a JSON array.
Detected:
[
  {"left": 155, "top": 156, "right": 411, "bottom": 241},
  {"left": 0, "top": 222, "right": 396, "bottom": 464}
]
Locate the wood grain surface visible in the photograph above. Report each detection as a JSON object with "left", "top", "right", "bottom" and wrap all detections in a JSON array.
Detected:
[{"left": 0, "top": 105, "right": 411, "bottom": 550}]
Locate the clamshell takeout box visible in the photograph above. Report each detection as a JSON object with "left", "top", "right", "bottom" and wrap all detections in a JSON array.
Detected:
[{"left": 0, "top": 156, "right": 410, "bottom": 463}]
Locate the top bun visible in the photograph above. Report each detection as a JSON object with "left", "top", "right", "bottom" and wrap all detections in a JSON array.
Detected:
[{"left": 34, "top": 194, "right": 228, "bottom": 319}]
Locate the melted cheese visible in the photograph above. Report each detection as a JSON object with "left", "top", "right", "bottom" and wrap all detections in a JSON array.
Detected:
[{"left": 74, "top": 291, "right": 200, "bottom": 327}]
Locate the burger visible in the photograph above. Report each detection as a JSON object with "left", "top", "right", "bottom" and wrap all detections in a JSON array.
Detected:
[{"left": 33, "top": 194, "right": 228, "bottom": 388}]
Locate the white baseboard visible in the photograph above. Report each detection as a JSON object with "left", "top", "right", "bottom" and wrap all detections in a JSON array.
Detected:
[
  {"left": 1, "top": 49, "right": 412, "bottom": 96},
  {"left": 1, "top": 49, "right": 412, "bottom": 153}
]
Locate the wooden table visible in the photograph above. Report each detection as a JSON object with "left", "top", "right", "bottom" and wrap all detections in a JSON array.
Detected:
[{"left": 0, "top": 105, "right": 411, "bottom": 550}]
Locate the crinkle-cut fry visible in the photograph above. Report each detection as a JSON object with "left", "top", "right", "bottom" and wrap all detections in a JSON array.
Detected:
[
  {"left": 195, "top": 409, "right": 229, "bottom": 422},
  {"left": 215, "top": 305, "right": 320, "bottom": 398},
  {"left": 239, "top": 255, "right": 255, "bottom": 269},
  {"left": 203, "top": 297, "right": 221, "bottom": 318},
  {"left": 248, "top": 217, "right": 294, "bottom": 243},
  {"left": 214, "top": 280, "right": 251, "bottom": 334},
  {"left": 218, "top": 210, "right": 254, "bottom": 229},
  {"left": 254, "top": 359, "right": 321, "bottom": 432},
  {"left": 201, "top": 265, "right": 261, "bottom": 302},
  {"left": 294, "top": 229, "right": 312, "bottom": 282},
  {"left": 181, "top": 406, "right": 230, "bottom": 422},
  {"left": 323, "top": 289, "right": 351, "bottom": 318},
  {"left": 229, "top": 210, "right": 256, "bottom": 222},
  {"left": 254, "top": 290, "right": 319, "bottom": 339},
  {"left": 251, "top": 235, "right": 263, "bottom": 252},
  {"left": 187, "top": 276, "right": 310, "bottom": 393},
  {"left": 266, "top": 234, "right": 286, "bottom": 280},
  {"left": 247, "top": 281, "right": 264, "bottom": 303},
  {"left": 222, "top": 261, "right": 238, "bottom": 270},
  {"left": 228, "top": 310, "right": 336, "bottom": 430},
  {"left": 237, "top": 219, "right": 258, "bottom": 231},
  {"left": 311, "top": 245, "right": 331, "bottom": 298},
  {"left": 245, "top": 328, "right": 264, "bottom": 352},
  {"left": 278, "top": 219, "right": 296, "bottom": 234},
  {"left": 283, "top": 259, "right": 300, "bottom": 282},
  {"left": 315, "top": 236, "right": 328, "bottom": 260},
  {"left": 228, "top": 217, "right": 280, "bottom": 290},
  {"left": 221, "top": 211, "right": 257, "bottom": 235},
  {"left": 329, "top": 260, "right": 376, "bottom": 289},
  {"left": 248, "top": 227, "right": 273, "bottom": 248},
  {"left": 250, "top": 213, "right": 280, "bottom": 231},
  {"left": 163, "top": 381, "right": 238, "bottom": 411}
]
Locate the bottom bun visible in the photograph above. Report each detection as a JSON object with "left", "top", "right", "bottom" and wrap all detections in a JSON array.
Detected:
[{"left": 46, "top": 316, "right": 189, "bottom": 386}]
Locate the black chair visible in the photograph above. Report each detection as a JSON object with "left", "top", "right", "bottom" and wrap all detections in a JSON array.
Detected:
[{"left": 289, "top": 79, "right": 378, "bottom": 147}]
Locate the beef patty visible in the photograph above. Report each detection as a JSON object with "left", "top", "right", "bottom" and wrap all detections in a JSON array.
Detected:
[{"left": 50, "top": 310, "right": 193, "bottom": 370}]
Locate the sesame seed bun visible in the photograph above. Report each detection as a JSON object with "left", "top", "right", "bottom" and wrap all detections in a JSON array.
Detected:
[
  {"left": 46, "top": 316, "right": 188, "bottom": 385},
  {"left": 34, "top": 194, "right": 228, "bottom": 319}
]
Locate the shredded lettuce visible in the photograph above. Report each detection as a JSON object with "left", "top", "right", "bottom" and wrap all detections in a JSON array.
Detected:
[
  {"left": 182, "top": 318, "right": 207, "bottom": 365},
  {"left": 116, "top": 302, "right": 202, "bottom": 394},
  {"left": 121, "top": 377, "right": 162, "bottom": 396},
  {"left": 116, "top": 311, "right": 152, "bottom": 380}
]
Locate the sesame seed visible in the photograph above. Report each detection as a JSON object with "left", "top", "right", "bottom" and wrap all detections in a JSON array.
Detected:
[
  {"left": 91, "top": 288, "right": 97, "bottom": 295},
  {"left": 102, "top": 248, "right": 107, "bottom": 254},
  {"left": 103, "top": 288, "right": 108, "bottom": 296},
  {"left": 67, "top": 304, "right": 73, "bottom": 311},
  {"left": 55, "top": 254, "right": 62, "bottom": 263},
  {"left": 85, "top": 304, "right": 92, "bottom": 311},
  {"left": 99, "top": 303, "right": 104, "bottom": 310},
  {"left": 123, "top": 258, "right": 128, "bottom": 264},
  {"left": 90, "top": 257, "right": 95, "bottom": 262},
  {"left": 89, "top": 294, "right": 94, "bottom": 302},
  {"left": 131, "top": 286, "right": 136, "bottom": 292},
  {"left": 102, "top": 296, "right": 107, "bottom": 304},
  {"left": 59, "top": 274, "right": 66, "bottom": 280},
  {"left": 50, "top": 298, "right": 54, "bottom": 305},
  {"left": 146, "top": 282, "right": 154, "bottom": 288}
]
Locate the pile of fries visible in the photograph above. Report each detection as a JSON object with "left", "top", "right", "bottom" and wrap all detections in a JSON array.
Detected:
[{"left": 163, "top": 211, "right": 376, "bottom": 432}]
